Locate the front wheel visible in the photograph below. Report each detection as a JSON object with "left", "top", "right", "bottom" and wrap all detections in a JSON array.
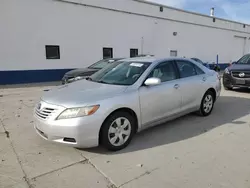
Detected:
[
  {"left": 100, "top": 111, "right": 136, "bottom": 151},
  {"left": 198, "top": 91, "right": 215, "bottom": 116},
  {"left": 223, "top": 85, "right": 232, "bottom": 90}
]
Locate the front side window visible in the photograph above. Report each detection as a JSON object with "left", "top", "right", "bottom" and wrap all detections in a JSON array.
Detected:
[
  {"left": 89, "top": 61, "right": 151, "bottom": 85},
  {"left": 176, "top": 60, "right": 197, "bottom": 78},
  {"left": 147, "top": 61, "right": 177, "bottom": 82},
  {"left": 236, "top": 55, "right": 250, "bottom": 64}
]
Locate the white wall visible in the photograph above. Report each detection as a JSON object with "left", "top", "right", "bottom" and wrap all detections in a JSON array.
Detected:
[{"left": 1, "top": 0, "right": 250, "bottom": 71}]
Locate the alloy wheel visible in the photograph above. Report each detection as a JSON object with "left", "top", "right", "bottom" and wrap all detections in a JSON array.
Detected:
[{"left": 203, "top": 94, "right": 213, "bottom": 113}]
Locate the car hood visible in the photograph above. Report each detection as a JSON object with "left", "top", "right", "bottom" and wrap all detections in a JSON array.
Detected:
[
  {"left": 65, "top": 68, "right": 99, "bottom": 77},
  {"left": 228, "top": 64, "right": 250, "bottom": 71},
  {"left": 41, "top": 80, "right": 127, "bottom": 108}
]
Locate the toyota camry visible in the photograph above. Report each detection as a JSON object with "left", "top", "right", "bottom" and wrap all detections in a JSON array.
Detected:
[{"left": 34, "top": 57, "right": 221, "bottom": 151}]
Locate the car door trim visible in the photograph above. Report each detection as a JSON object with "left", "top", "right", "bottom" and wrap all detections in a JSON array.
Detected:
[{"left": 140, "top": 106, "right": 198, "bottom": 131}]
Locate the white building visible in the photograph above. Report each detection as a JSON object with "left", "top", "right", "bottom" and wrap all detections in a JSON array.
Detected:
[{"left": 1, "top": 0, "right": 250, "bottom": 84}]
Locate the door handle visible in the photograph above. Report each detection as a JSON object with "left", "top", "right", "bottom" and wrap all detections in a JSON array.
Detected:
[
  {"left": 202, "top": 77, "right": 206, "bottom": 82},
  {"left": 174, "top": 84, "right": 180, "bottom": 89}
]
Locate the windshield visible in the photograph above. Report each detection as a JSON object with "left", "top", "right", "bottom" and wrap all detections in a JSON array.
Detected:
[
  {"left": 236, "top": 55, "right": 250, "bottom": 64},
  {"left": 89, "top": 59, "right": 115, "bottom": 69},
  {"left": 89, "top": 61, "right": 151, "bottom": 85}
]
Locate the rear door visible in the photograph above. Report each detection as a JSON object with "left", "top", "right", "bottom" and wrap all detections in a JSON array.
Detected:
[{"left": 175, "top": 60, "right": 207, "bottom": 112}]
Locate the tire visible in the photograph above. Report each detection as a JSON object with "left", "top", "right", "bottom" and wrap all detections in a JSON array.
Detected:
[
  {"left": 223, "top": 85, "right": 232, "bottom": 90},
  {"left": 100, "top": 111, "right": 136, "bottom": 151},
  {"left": 198, "top": 90, "right": 215, "bottom": 116}
]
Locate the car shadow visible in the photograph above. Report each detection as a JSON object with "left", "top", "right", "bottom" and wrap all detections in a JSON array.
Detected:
[
  {"left": 232, "top": 88, "right": 250, "bottom": 93},
  {"left": 82, "top": 96, "right": 250, "bottom": 154}
]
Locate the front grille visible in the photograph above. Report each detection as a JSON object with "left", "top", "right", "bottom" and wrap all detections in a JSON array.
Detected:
[
  {"left": 35, "top": 103, "right": 57, "bottom": 120},
  {"left": 232, "top": 71, "right": 250, "bottom": 78}
]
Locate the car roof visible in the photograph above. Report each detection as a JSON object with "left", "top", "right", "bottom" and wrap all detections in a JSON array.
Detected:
[{"left": 119, "top": 57, "right": 191, "bottom": 64}]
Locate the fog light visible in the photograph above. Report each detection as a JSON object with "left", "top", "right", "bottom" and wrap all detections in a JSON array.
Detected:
[{"left": 63, "top": 137, "right": 76, "bottom": 143}]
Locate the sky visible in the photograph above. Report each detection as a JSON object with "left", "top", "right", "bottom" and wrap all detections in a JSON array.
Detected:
[{"left": 148, "top": 0, "right": 250, "bottom": 24}]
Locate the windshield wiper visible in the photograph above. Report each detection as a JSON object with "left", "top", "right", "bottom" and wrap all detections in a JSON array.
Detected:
[
  {"left": 86, "top": 78, "right": 111, "bottom": 84},
  {"left": 93, "top": 80, "right": 114, "bottom": 84},
  {"left": 96, "top": 80, "right": 109, "bottom": 84}
]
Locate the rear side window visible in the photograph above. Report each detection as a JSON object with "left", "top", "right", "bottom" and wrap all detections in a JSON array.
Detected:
[
  {"left": 195, "top": 66, "right": 205, "bottom": 75},
  {"left": 176, "top": 60, "right": 197, "bottom": 78}
]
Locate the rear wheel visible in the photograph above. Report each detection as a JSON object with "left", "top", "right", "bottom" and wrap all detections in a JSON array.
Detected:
[
  {"left": 100, "top": 111, "right": 136, "bottom": 151},
  {"left": 198, "top": 91, "right": 215, "bottom": 116}
]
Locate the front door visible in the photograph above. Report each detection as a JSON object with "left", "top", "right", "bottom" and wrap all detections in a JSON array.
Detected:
[{"left": 139, "top": 61, "right": 181, "bottom": 127}]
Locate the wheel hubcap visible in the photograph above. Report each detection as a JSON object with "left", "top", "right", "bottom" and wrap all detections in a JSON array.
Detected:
[
  {"left": 108, "top": 117, "right": 132, "bottom": 147},
  {"left": 203, "top": 94, "right": 213, "bottom": 113}
]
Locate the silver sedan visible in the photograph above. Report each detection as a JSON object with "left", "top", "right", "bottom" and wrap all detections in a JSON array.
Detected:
[{"left": 34, "top": 57, "right": 221, "bottom": 151}]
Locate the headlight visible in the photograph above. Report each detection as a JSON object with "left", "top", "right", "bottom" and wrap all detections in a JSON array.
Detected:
[
  {"left": 57, "top": 105, "right": 100, "bottom": 120},
  {"left": 224, "top": 68, "right": 230, "bottom": 74},
  {"left": 74, "top": 76, "right": 85, "bottom": 81}
]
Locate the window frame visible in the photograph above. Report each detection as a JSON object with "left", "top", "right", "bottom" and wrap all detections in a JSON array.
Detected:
[
  {"left": 170, "top": 50, "right": 178, "bottom": 57},
  {"left": 175, "top": 60, "right": 204, "bottom": 78},
  {"left": 130, "top": 48, "right": 139, "bottom": 58},
  {"left": 143, "top": 60, "right": 179, "bottom": 85},
  {"left": 45, "top": 45, "right": 60, "bottom": 60},
  {"left": 103, "top": 47, "right": 113, "bottom": 59}
]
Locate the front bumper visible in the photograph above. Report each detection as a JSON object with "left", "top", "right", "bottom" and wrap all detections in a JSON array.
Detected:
[
  {"left": 34, "top": 114, "right": 103, "bottom": 148},
  {"left": 62, "top": 76, "right": 75, "bottom": 85},
  {"left": 223, "top": 73, "right": 250, "bottom": 88},
  {"left": 216, "top": 79, "right": 221, "bottom": 99}
]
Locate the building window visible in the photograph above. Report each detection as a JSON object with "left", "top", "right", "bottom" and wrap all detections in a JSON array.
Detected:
[
  {"left": 243, "top": 24, "right": 246, "bottom": 28},
  {"left": 103, "top": 48, "right": 113, "bottom": 59},
  {"left": 160, "top": 6, "right": 163, "bottom": 12},
  {"left": 170, "top": 50, "right": 177, "bottom": 57},
  {"left": 130, "top": 49, "right": 138, "bottom": 57},
  {"left": 213, "top": 18, "right": 216, "bottom": 22},
  {"left": 45, "top": 45, "right": 60, "bottom": 59}
]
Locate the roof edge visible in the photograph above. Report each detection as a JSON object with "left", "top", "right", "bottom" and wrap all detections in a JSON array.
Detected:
[{"left": 133, "top": 0, "right": 249, "bottom": 26}]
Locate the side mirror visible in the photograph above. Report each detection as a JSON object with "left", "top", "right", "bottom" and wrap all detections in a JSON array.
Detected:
[
  {"left": 232, "top": 61, "right": 236, "bottom": 64},
  {"left": 144, "top": 77, "right": 161, "bottom": 86}
]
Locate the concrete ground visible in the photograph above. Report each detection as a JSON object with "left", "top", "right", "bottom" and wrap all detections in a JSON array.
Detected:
[{"left": 1, "top": 82, "right": 250, "bottom": 188}]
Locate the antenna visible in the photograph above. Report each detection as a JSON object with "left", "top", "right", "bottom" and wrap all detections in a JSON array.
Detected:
[{"left": 210, "top": 7, "right": 214, "bottom": 17}]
